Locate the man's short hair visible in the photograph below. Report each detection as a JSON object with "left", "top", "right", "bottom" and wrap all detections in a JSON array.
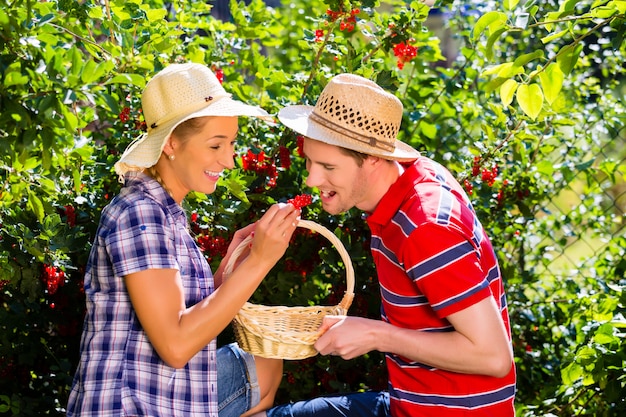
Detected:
[{"left": 339, "top": 147, "right": 369, "bottom": 167}]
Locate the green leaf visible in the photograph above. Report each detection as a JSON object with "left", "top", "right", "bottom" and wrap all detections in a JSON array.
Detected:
[
  {"left": 482, "top": 63, "right": 509, "bottom": 77},
  {"left": 483, "top": 77, "right": 509, "bottom": 94},
  {"left": 482, "top": 62, "right": 524, "bottom": 79},
  {"left": 39, "top": 177, "right": 57, "bottom": 194},
  {"left": 541, "top": 29, "right": 568, "bottom": 44},
  {"left": 20, "top": 152, "right": 40, "bottom": 170},
  {"left": 42, "top": 213, "right": 62, "bottom": 234},
  {"left": 543, "top": 11, "right": 563, "bottom": 31},
  {"left": 539, "top": 63, "right": 564, "bottom": 105},
  {"left": 70, "top": 46, "right": 83, "bottom": 79},
  {"left": 576, "top": 346, "right": 597, "bottom": 363},
  {"left": 88, "top": 4, "right": 104, "bottom": 18},
  {"left": 145, "top": 8, "right": 167, "bottom": 22},
  {"left": 220, "top": 170, "right": 250, "bottom": 203},
  {"left": 591, "top": 6, "right": 618, "bottom": 18},
  {"left": 81, "top": 59, "right": 107, "bottom": 84},
  {"left": 101, "top": 92, "right": 121, "bottom": 114},
  {"left": 500, "top": 79, "right": 519, "bottom": 107},
  {"left": 81, "top": 41, "right": 106, "bottom": 60},
  {"left": 535, "top": 159, "right": 556, "bottom": 176},
  {"left": 106, "top": 73, "right": 147, "bottom": 88},
  {"left": 561, "top": 361, "right": 583, "bottom": 385},
  {"left": 611, "top": 17, "right": 626, "bottom": 49},
  {"left": 504, "top": 0, "right": 521, "bottom": 10},
  {"left": 499, "top": 63, "right": 525, "bottom": 78},
  {"left": 485, "top": 27, "right": 507, "bottom": 61},
  {"left": 110, "top": 5, "right": 131, "bottom": 21},
  {"left": 4, "top": 70, "right": 29, "bottom": 87},
  {"left": 61, "top": 106, "right": 78, "bottom": 131},
  {"left": 0, "top": 395, "right": 10, "bottom": 413},
  {"left": 516, "top": 83, "right": 544, "bottom": 120},
  {"left": 557, "top": 43, "right": 584, "bottom": 75},
  {"left": 420, "top": 122, "right": 437, "bottom": 140},
  {"left": 594, "top": 332, "right": 618, "bottom": 345},
  {"left": 472, "top": 11, "right": 507, "bottom": 41},
  {"left": 42, "top": 146, "right": 52, "bottom": 170},
  {"left": 73, "top": 168, "right": 82, "bottom": 194},
  {"left": 27, "top": 190, "right": 45, "bottom": 222},
  {"left": 513, "top": 50, "right": 544, "bottom": 68},
  {"left": 613, "top": 0, "right": 626, "bottom": 13}
]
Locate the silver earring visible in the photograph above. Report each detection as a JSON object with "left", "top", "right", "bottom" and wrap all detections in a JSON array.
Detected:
[{"left": 168, "top": 154, "right": 175, "bottom": 161}]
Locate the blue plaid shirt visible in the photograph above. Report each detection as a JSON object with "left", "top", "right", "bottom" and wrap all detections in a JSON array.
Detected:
[{"left": 67, "top": 172, "right": 218, "bottom": 417}]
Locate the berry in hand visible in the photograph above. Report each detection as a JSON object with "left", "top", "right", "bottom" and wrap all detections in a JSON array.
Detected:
[{"left": 288, "top": 194, "right": 313, "bottom": 209}]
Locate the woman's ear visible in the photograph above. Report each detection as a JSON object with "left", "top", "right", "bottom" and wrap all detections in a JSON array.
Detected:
[{"left": 162, "top": 137, "right": 176, "bottom": 156}]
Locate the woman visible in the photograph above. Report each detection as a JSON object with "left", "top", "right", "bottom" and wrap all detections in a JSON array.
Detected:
[{"left": 67, "top": 63, "right": 299, "bottom": 417}]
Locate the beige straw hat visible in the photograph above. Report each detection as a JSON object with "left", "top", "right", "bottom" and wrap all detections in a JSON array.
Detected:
[
  {"left": 114, "top": 63, "right": 271, "bottom": 177},
  {"left": 278, "top": 74, "right": 420, "bottom": 162}
]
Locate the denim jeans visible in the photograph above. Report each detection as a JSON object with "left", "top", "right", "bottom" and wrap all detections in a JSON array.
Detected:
[
  {"left": 217, "top": 343, "right": 261, "bottom": 417},
  {"left": 266, "top": 391, "right": 390, "bottom": 417}
]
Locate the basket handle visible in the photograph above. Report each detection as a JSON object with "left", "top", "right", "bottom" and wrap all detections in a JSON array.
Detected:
[{"left": 223, "top": 219, "right": 355, "bottom": 311}]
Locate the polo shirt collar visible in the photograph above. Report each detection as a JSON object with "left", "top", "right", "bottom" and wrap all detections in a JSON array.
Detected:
[{"left": 366, "top": 160, "right": 423, "bottom": 226}]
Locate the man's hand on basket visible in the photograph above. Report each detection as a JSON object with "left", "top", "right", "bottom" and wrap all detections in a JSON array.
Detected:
[{"left": 315, "top": 315, "right": 381, "bottom": 360}]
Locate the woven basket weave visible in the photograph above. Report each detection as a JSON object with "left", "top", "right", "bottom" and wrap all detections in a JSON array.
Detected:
[{"left": 224, "top": 219, "right": 355, "bottom": 360}]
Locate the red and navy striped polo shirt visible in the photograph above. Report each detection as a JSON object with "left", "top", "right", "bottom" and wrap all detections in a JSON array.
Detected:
[{"left": 366, "top": 157, "right": 516, "bottom": 417}]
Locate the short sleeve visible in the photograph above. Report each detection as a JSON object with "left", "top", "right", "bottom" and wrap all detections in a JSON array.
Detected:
[
  {"left": 402, "top": 223, "right": 491, "bottom": 318},
  {"left": 105, "top": 198, "right": 179, "bottom": 278}
]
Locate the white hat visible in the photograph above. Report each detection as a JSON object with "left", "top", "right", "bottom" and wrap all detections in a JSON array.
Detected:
[
  {"left": 114, "top": 63, "right": 271, "bottom": 177},
  {"left": 277, "top": 74, "right": 420, "bottom": 162}
]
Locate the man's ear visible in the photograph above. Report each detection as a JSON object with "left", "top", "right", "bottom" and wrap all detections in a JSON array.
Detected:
[
  {"left": 363, "top": 156, "right": 396, "bottom": 175},
  {"left": 364, "top": 155, "right": 384, "bottom": 167}
]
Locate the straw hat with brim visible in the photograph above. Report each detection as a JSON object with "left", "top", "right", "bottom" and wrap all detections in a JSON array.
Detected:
[
  {"left": 278, "top": 73, "right": 420, "bottom": 162},
  {"left": 114, "top": 63, "right": 272, "bottom": 178}
]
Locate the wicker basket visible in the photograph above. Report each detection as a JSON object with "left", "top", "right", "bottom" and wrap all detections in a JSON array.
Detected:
[{"left": 223, "top": 219, "right": 355, "bottom": 360}]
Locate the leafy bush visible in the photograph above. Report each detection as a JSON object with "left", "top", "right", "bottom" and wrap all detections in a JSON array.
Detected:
[{"left": 1, "top": 0, "right": 624, "bottom": 415}]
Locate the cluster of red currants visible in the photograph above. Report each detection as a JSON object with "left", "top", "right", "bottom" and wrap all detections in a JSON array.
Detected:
[
  {"left": 196, "top": 234, "right": 229, "bottom": 265},
  {"left": 278, "top": 145, "right": 292, "bottom": 169},
  {"left": 63, "top": 204, "right": 76, "bottom": 227},
  {"left": 392, "top": 41, "right": 418, "bottom": 70},
  {"left": 42, "top": 264, "right": 65, "bottom": 295},
  {"left": 118, "top": 106, "right": 146, "bottom": 132},
  {"left": 464, "top": 157, "right": 500, "bottom": 195},
  {"left": 314, "top": 29, "right": 325, "bottom": 43},
  {"left": 496, "top": 179, "right": 510, "bottom": 203},
  {"left": 119, "top": 106, "right": 131, "bottom": 122},
  {"left": 241, "top": 149, "right": 279, "bottom": 188},
  {"left": 463, "top": 179, "right": 474, "bottom": 195},
  {"left": 471, "top": 157, "right": 499, "bottom": 186},
  {"left": 326, "top": 8, "right": 359, "bottom": 32},
  {"left": 295, "top": 135, "right": 305, "bottom": 157},
  {"left": 212, "top": 67, "right": 224, "bottom": 84}
]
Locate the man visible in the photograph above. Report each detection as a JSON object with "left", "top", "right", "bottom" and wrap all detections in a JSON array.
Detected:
[{"left": 259, "top": 74, "right": 516, "bottom": 417}]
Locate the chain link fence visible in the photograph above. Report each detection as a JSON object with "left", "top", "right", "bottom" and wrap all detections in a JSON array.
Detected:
[{"left": 528, "top": 100, "right": 625, "bottom": 279}]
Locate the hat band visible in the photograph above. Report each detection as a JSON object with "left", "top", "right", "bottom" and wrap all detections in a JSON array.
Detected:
[
  {"left": 308, "top": 111, "right": 395, "bottom": 153},
  {"left": 147, "top": 93, "right": 232, "bottom": 131}
]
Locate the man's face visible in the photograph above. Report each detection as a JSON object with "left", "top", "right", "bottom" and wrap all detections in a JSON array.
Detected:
[{"left": 303, "top": 137, "right": 372, "bottom": 214}]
